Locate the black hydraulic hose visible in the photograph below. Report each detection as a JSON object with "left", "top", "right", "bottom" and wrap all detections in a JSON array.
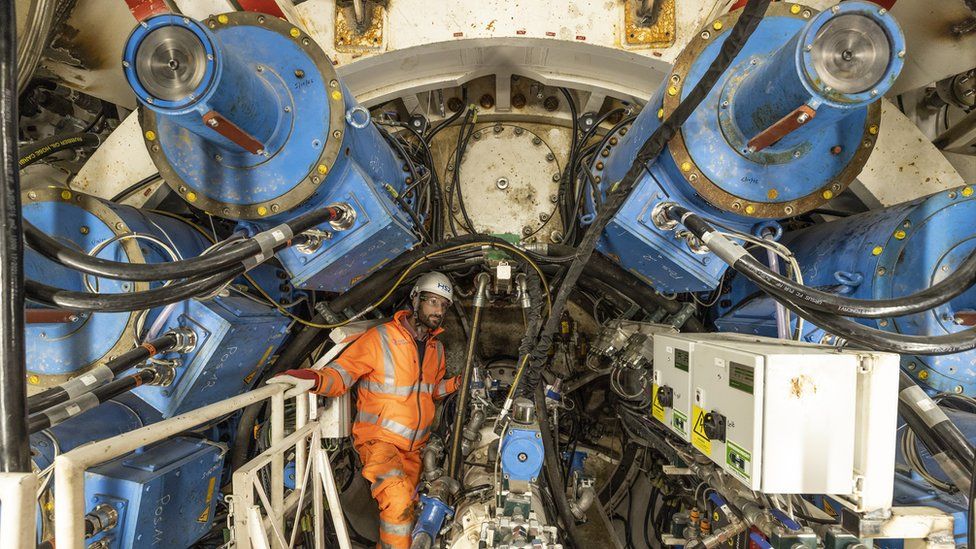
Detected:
[
  {"left": 665, "top": 205, "right": 976, "bottom": 355},
  {"left": 535, "top": 384, "right": 584, "bottom": 548},
  {"left": 18, "top": 131, "right": 100, "bottom": 169},
  {"left": 448, "top": 275, "right": 488, "bottom": 480},
  {"left": 26, "top": 265, "right": 244, "bottom": 312},
  {"left": 110, "top": 172, "right": 162, "bottom": 203},
  {"left": 425, "top": 88, "right": 468, "bottom": 144},
  {"left": 0, "top": 1, "right": 30, "bottom": 473},
  {"left": 26, "top": 332, "right": 179, "bottom": 414},
  {"left": 29, "top": 367, "right": 158, "bottom": 434},
  {"left": 23, "top": 204, "right": 342, "bottom": 282},
  {"left": 518, "top": 0, "right": 772, "bottom": 398},
  {"left": 662, "top": 205, "right": 976, "bottom": 319},
  {"left": 899, "top": 373, "right": 975, "bottom": 483}
]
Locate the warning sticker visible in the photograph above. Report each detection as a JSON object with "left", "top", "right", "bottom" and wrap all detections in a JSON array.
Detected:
[
  {"left": 651, "top": 384, "right": 666, "bottom": 423},
  {"left": 726, "top": 440, "right": 751, "bottom": 481},
  {"left": 672, "top": 410, "right": 688, "bottom": 436},
  {"left": 197, "top": 476, "right": 218, "bottom": 523},
  {"left": 691, "top": 405, "right": 711, "bottom": 455}
]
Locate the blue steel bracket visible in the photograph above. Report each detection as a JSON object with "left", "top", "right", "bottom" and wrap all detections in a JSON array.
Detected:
[
  {"left": 500, "top": 428, "right": 545, "bottom": 483},
  {"left": 412, "top": 495, "right": 454, "bottom": 545}
]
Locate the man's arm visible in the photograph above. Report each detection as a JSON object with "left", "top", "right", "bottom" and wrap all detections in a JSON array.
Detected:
[{"left": 272, "top": 329, "right": 378, "bottom": 396}]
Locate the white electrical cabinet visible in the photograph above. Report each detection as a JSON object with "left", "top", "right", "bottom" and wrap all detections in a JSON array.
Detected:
[
  {"left": 652, "top": 334, "right": 898, "bottom": 507},
  {"left": 651, "top": 333, "right": 699, "bottom": 442}
]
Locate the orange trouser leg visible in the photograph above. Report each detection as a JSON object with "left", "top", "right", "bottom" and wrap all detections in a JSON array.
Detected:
[{"left": 356, "top": 441, "right": 424, "bottom": 549}]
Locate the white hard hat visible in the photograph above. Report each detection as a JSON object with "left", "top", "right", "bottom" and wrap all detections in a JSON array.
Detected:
[{"left": 410, "top": 271, "right": 453, "bottom": 304}]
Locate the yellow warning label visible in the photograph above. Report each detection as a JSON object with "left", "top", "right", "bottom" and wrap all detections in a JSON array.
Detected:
[
  {"left": 822, "top": 499, "right": 837, "bottom": 517},
  {"left": 651, "top": 384, "right": 666, "bottom": 423},
  {"left": 197, "top": 476, "right": 218, "bottom": 523},
  {"left": 691, "top": 405, "right": 712, "bottom": 455}
]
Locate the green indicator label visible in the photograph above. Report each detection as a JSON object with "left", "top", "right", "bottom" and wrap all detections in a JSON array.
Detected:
[
  {"left": 726, "top": 440, "right": 752, "bottom": 480},
  {"left": 674, "top": 348, "right": 690, "bottom": 372},
  {"left": 672, "top": 410, "right": 688, "bottom": 435},
  {"left": 729, "top": 362, "right": 754, "bottom": 394}
]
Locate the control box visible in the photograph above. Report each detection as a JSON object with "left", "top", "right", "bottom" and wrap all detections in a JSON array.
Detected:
[
  {"left": 658, "top": 334, "right": 898, "bottom": 502},
  {"left": 651, "top": 333, "right": 764, "bottom": 442}
]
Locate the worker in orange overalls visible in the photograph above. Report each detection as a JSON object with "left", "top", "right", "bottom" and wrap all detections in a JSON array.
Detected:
[{"left": 271, "top": 272, "right": 460, "bottom": 549}]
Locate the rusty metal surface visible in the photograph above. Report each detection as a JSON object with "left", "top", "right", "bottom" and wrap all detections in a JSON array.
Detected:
[
  {"left": 746, "top": 104, "right": 817, "bottom": 152},
  {"left": 624, "top": 0, "right": 677, "bottom": 48},
  {"left": 662, "top": 2, "right": 881, "bottom": 219},
  {"left": 202, "top": 110, "right": 266, "bottom": 154},
  {"left": 335, "top": 2, "right": 385, "bottom": 52}
]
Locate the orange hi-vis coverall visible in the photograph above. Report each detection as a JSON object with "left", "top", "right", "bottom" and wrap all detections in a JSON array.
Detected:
[{"left": 305, "top": 310, "right": 460, "bottom": 549}]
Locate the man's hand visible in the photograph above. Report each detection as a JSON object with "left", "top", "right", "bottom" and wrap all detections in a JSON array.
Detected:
[{"left": 267, "top": 369, "right": 320, "bottom": 398}]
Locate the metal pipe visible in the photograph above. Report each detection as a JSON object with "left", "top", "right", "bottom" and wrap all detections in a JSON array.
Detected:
[
  {"left": 448, "top": 273, "right": 489, "bottom": 479},
  {"left": 763, "top": 236, "right": 791, "bottom": 340},
  {"left": 0, "top": 0, "right": 30, "bottom": 473}
]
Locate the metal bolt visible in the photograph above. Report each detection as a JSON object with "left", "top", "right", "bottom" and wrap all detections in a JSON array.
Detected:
[
  {"left": 214, "top": 154, "right": 223, "bottom": 162},
  {"left": 447, "top": 97, "right": 464, "bottom": 112},
  {"left": 550, "top": 194, "right": 558, "bottom": 203},
  {"left": 796, "top": 113, "right": 810, "bottom": 124},
  {"left": 792, "top": 150, "right": 802, "bottom": 159},
  {"left": 496, "top": 177, "right": 509, "bottom": 190},
  {"left": 830, "top": 145, "right": 842, "bottom": 155},
  {"left": 122, "top": 60, "right": 130, "bottom": 68},
  {"left": 513, "top": 127, "right": 524, "bottom": 135},
  {"left": 540, "top": 213, "right": 550, "bottom": 221},
  {"left": 207, "top": 118, "right": 219, "bottom": 127},
  {"left": 333, "top": 130, "right": 342, "bottom": 139},
  {"left": 701, "top": 31, "right": 710, "bottom": 39},
  {"left": 543, "top": 95, "right": 560, "bottom": 111},
  {"left": 955, "top": 385, "right": 964, "bottom": 394},
  {"left": 596, "top": 161, "right": 604, "bottom": 170},
  {"left": 609, "top": 137, "right": 618, "bottom": 146},
  {"left": 294, "top": 69, "right": 305, "bottom": 78},
  {"left": 452, "top": 206, "right": 460, "bottom": 214},
  {"left": 522, "top": 226, "right": 533, "bottom": 235},
  {"left": 473, "top": 132, "right": 481, "bottom": 140},
  {"left": 511, "top": 93, "right": 527, "bottom": 109},
  {"left": 27, "top": 191, "right": 36, "bottom": 200},
  {"left": 879, "top": 320, "right": 888, "bottom": 327},
  {"left": 271, "top": 204, "right": 280, "bottom": 213},
  {"left": 546, "top": 153, "right": 555, "bottom": 162},
  {"left": 256, "top": 65, "right": 264, "bottom": 72},
  {"left": 80, "top": 226, "right": 89, "bottom": 235},
  {"left": 550, "top": 230, "right": 564, "bottom": 243},
  {"left": 877, "top": 267, "right": 886, "bottom": 276},
  {"left": 480, "top": 94, "right": 495, "bottom": 109},
  {"left": 552, "top": 173, "right": 561, "bottom": 181},
  {"left": 493, "top": 124, "right": 503, "bottom": 133}
]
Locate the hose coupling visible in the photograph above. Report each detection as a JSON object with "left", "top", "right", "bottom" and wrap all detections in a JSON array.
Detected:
[
  {"left": 169, "top": 328, "right": 197, "bottom": 354},
  {"left": 295, "top": 229, "right": 332, "bottom": 255},
  {"left": 147, "top": 363, "right": 177, "bottom": 387},
  {"left": 328, "top": 202, "right": 357, "bottom": 231},
  {"left": 651, "top": 201, "right": 680, "bottom": 231},
  {"left": 85, "top": 503, "right": 119, "bottom": 536}
]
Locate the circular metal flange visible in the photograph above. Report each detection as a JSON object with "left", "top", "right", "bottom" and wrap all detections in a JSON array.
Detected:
[
  {"left": 873, "top": 185, "right": 976, "bottom": 394},
  {"left": 138, "top": 11, "right": 346, "bottom": 220},
  {"left": 449, "top": 124, "right": 561, "bottom": 240},
  {"left": 23, "top": 187, "right": 149, "bottom": 389},
  {"left": 662, "top": 2, "right": 882, "bottom": 219}
]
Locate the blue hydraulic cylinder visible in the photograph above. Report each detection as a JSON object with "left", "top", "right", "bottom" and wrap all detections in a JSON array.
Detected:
[
  {"left": 588, "top": 2, "right": 904, "bottom": 293},
  {"left": 123, "top": 13, "right": 417, "bottom": 292},
  {"left": 712, "top": 185, "right": 976, "bottom": 395},
  {"left": 23, "top": 188, "right": 292, "bottom": 410}
]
